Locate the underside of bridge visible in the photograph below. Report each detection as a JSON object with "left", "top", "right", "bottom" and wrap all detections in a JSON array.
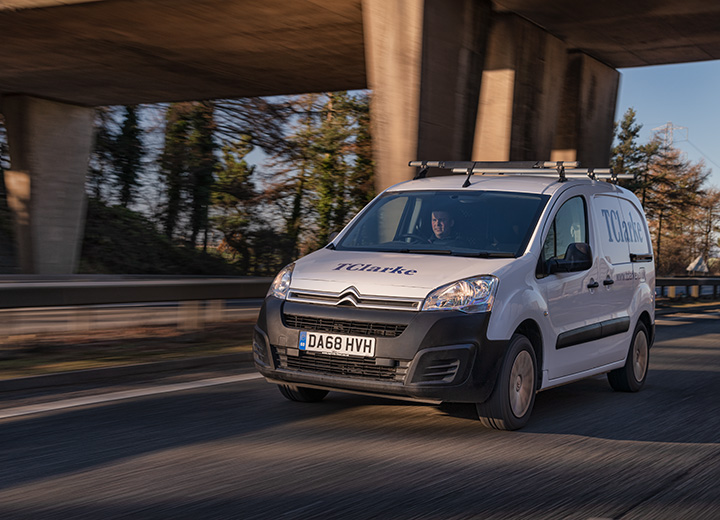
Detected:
[{"left": 2, "top": 0, "right": 720, "bottom": 273}]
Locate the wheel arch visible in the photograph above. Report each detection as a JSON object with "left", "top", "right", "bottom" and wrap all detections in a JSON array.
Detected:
[
  {"left": 638, "top": 310, "right": 654, "bottom": 347},
  {"left": 515, "top": 319, "right": 543, "bottom": 390}
]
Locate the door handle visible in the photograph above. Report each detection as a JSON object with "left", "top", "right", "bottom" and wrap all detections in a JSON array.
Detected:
[
  {"left": 603, "top": 278, "right": 615, "bottom": 286},
  {"left": 587, "top": 280, "right": 599, "bottom": 289}
]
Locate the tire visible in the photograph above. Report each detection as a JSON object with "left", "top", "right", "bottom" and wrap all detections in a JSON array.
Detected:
[
  {"left": 278, "top": 384, "right": 329, "bottom": 403},
  {"left": 608, "top": 321, "right": 649, "bottom": 392},
  {"left": 476, "top": 334, "right": 537, "bottom": 431}
]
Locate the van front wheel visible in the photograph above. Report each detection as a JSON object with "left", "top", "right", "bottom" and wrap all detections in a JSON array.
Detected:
[
  {"left": 608, "top": 321, "right": 649, "bottom": 392},
  {"left": 278, "top": 384, "right": 329, "bottom": 403},
  {"left": 476, "top": 334, "right": 537, "bottom": 430}
]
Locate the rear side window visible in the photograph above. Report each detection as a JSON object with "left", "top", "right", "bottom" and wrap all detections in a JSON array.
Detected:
[
  {"left": 593, "top": 195, "right": 629, "bottom": 265},
  {"left": 542, "top": 196, "right": 588, "bottom": 262},
  {"left": 593, "top": 195, "right": 649, "bottom": 264},
  {"left": 618, "top": 198, "right": 651, "bottom": 257}
]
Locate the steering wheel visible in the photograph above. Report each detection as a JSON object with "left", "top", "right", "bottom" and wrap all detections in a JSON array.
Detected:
[{"left": 397, "top": 233, "right": 429, "bottom": 244}]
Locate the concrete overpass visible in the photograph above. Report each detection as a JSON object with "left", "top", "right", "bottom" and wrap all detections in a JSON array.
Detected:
[{"left": 2, "top": 0, "right": 720, "bottom": 274}]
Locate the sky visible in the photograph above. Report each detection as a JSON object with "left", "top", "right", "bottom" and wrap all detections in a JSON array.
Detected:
[{"left": 615, "top": 60, "right": 720, "bottom": 188}]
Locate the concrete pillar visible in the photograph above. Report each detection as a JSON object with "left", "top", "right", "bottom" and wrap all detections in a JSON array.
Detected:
[
  {"left": 2, "top": 95, "right": 93, "bottom": 274},
  {"left": 473, "top": 13, "right": 567, "bottom": 161},
  {"left": 362, "top": 0, "right": 490, "bottom": 191},
  {"left": 551, "top": 52, "right": 620, "bottom": 167}
]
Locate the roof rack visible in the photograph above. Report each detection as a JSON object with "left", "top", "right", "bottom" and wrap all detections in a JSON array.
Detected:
[{"left": 408, "top": 160, "right": 634, "bottom": 185}]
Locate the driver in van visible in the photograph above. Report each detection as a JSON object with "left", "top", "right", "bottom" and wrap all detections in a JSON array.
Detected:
[{"left": 430, "top": 208, "right": 463, "bottom": 245}]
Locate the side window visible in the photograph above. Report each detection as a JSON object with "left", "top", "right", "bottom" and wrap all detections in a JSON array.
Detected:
[{"left": 542, "top": 196, "right": 588, "bottom": 262}]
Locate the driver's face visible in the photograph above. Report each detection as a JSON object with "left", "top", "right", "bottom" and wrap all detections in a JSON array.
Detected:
[{"left": 432, "top": 211, "right": 453, "bottom": 238}]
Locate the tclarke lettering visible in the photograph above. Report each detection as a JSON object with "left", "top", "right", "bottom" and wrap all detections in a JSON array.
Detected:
[
  {"left": 600, "top": 209, "right": 644, "bottom": 244},
  {"left": 333, "top": 263, "right": 417, "bottom": 275}
]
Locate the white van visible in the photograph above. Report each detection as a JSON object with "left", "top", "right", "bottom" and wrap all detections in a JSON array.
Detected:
[{"left": 253, "top": 161, "right": 655, "bottom": 430}]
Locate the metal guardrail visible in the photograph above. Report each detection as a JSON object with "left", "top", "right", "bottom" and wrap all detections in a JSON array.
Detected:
[
  {"left": 0, "top": 276, "right": 274, "bottom": 335},
  {"left": 656, "top": 277, "right": 720, "bottom": 299},
  {"left": 0, "top": 276, "right": 273, "bottom": 310}
]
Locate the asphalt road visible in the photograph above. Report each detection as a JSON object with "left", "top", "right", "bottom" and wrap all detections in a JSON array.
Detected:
[{"left": 0, "top": 308, "right": 718, "bottom": 519}]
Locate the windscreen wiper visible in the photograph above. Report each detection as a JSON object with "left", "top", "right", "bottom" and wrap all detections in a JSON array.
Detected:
[
  {"left": 451, "top": 251, "right": 516, "bottom": 258},
  {"left": 398, "top": 249, "right": 453, "bottom": 255}
]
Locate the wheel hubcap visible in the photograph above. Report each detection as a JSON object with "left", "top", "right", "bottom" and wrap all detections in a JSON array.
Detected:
[
  {"left": 509, "top": 350, "right": 534, "bottom": 418},
  {"left": 632, "top": 331, "right": 649, "bottom": 381}
]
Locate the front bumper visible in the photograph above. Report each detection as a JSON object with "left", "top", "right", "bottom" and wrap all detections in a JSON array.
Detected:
[{"left": 253, "top": 296, "right": 509, "bottom": 403}]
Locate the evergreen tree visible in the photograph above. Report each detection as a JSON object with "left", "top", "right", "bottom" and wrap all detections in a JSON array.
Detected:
[
  {"left": 213, "top": 136, "right": 257, "bottom": 273},
  {"left": 697, "top": 189, "right": 720, "bottom": 261},
  {"left": 159, "top": 103, "right": 192, "bottom": 239},
  {"left": 0, "top": 116, "right": 12, "bottom": 252},
  {"left": 186, "top": 102, "right": 217, "bottom": 250},
  {"left": 269, "top": 91, "right": 374, "bottom": 254},
  {"left": 87, "top": 107, "right": 117, "bottom": 202},
  {"left": 278, "top": 95, "right": 321, "bottom": 258},
  {"left": 113, "top": 105, "right": 144, "bottom": 208},
  {"left": 612, "top": 108, "right": 660, "bottom": 204},
  {"left": 345, "top": 91, "right": 376, "bottom": 215},
  {"left": 0, "top": 114, "right": 8, "bottom": 189},
  {"left": 312, "top": 92, "right": 352, "bottom": 245},
  {"left": 644, "top": 146, "right": 709, "bottom": 274}
]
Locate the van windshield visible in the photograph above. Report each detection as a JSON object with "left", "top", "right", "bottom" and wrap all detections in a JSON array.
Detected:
[{"left": 335, "top": 190, "right": 550, "bottom": 257}]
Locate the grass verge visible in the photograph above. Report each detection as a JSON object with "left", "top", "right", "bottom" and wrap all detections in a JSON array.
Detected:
[{"left": 0, "top": 323, "right": 253, "bottom": 380}]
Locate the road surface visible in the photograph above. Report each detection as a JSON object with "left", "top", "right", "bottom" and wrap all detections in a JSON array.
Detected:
[{"left": 0, "top": 307, "right": 718, "bottom": 519}]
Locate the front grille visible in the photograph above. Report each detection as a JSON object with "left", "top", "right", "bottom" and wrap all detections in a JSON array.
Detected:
[
  {"left": 284, "top": 314, "right": 407, "bottom": 338},
  {"left": 287, "top": 287, "right": 422, "bottom": 311},
  {"left": 273, "top": 346, "right": 410, "bottom": 382}
]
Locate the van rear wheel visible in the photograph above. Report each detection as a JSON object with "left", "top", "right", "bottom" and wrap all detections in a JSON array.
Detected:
[
  {"left": 278, "top": 384, "right": 329, "bottom": 403},
  {"left": 608, "top": 321, "right": 649, "bottom": 392},
  {"left": 476, "top": 334, "right": 537, "bottom": 430}
]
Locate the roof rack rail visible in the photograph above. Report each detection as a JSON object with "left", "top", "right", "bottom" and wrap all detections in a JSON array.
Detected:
[{"left": 408, "top": 160, "right": 634, "bottom": 184}]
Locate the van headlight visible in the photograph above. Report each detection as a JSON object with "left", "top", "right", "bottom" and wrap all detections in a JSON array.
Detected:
[
  {"left": 268, "top": 264, "right": 294, "bottom": 299},
  {"left": 422, "top": 276, "right": 498, "bottom": 313}
]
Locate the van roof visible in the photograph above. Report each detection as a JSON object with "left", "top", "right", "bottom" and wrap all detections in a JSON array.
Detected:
[{"left": 386, "top": 173, "right": 626, "bottom": 196}]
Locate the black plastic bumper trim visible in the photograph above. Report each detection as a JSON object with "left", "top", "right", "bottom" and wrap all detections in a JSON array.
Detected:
[{"left": 254, "top": 296, "right": 509, "bottom": 403}]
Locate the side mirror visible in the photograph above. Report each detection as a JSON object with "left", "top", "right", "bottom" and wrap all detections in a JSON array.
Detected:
[{"left": 547, "top": 243, "right": 592, "bottom": 274}]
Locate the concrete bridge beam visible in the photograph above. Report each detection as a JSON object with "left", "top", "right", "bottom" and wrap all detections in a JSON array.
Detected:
[
  {"left": 551, "top": 52, "right": 620, "bottom": 167},
  {"left": 2, "top": 95, "right": 93, "bottom": 274},
  {"left": 472, "top": 13, "right": 568, "bottom": 162},
  {"left": 363, "top": 0, "right": 491, "bottom": 191}
]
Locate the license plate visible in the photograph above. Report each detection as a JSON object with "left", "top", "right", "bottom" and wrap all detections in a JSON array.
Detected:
[{"left": 298, "top": 330, "right": 376, "bottom": 357}]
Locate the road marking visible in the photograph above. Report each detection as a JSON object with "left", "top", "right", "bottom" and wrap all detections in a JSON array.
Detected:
[
  {"left": 655, "top": 319, "right": 693, "bottom": 326},
  {"left": 0, "top": 372, "right": 264, "bottom": 420}
]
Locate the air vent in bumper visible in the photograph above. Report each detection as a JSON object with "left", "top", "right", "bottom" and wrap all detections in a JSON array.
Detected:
[
  {"left": 419, "top": 358, "right": 461, "bottom": 382},
  {"left": 272, "top": 346, "right": 410, "bottom": 382}
]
